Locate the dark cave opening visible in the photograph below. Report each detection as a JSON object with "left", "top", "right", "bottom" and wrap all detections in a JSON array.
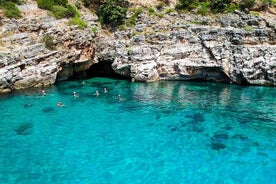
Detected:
[{"left": 68, "top": 61, "right": 130, "bottom": 80}]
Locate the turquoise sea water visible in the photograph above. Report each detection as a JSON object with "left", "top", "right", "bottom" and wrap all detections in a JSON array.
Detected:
[{"left": 0, "top": 77, "right": 275, "bottom": 184}]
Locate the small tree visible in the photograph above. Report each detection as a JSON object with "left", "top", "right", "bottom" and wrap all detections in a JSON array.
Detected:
[{"left": 97, "top": 0, "right": 128, "bottom": 27}]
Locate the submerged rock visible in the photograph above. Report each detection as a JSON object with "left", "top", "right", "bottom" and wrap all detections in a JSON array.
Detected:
[
  {"left": 23, "top": 103, "right": 33, "bottom": 108},
  {"left": 185, "top": 112, "right": 205, "bottom": 124},
  {"left": 42, "top": 107, "right": 55, "bottom": 114},
  {"left": 211, "top": 133, "right": 229, "bottom": 142},
  {"left": 15, "top": 122, "right": 33, "bottom": 135},
  {"left": 231, "top": 134, "right": 249, "bottom": 141},
  {"left": 211, "top": 143, "right": 227, "bottom": 150}
]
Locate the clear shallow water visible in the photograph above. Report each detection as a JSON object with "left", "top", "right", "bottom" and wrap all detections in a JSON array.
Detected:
[{"left": 0, "top": 78, "right": 275, "bottom": 184}]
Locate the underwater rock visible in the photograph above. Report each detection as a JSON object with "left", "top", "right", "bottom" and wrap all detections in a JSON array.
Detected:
[
  {"left": 15, "top": 123, "right": 33, "bottom": 135},
  {"left": 237, "top": 116, "right": 251, "bottom": 125},
  {"left": 211, "top": 133, "right": 229, "bottom": 142},
  {"left": 170, "top": 126, "right": 178, "bottom": 132},
  {"left": 42, "top": 107, "right": 55, "bottom": 114},
  {"left": 156, "top": 114, "right": 161, "bottom": 120},
  {"left": 222, "top": 124, "right": 233, "bottom": 130},
  {"left": 186, "top": 112, "right": 205, "bottom": 124},
  {"left": 211, "top": 143, "right": 226, "bottom": 150},
  {"left": 23, "top": 103, "right": 33, "bottom": 108},
  {"left": 179, "top": 121, "right": 187, "bottom": 127},
  {"left": 192, "top": 126, "right": 204, "bottom": 132},
  {"left": 231, "top": 134, "right": 249, "bottom": 141}
]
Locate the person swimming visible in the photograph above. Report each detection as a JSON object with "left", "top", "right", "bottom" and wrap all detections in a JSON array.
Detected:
[
  {"left": 104, "top": 88, "right": 108, "bottom": 93},
  {"left": 57, "top": 101, "right": 65, "bottom": 107},
  {"left": 118, "top": 94, "right": 124, "bottom": 101},
  {"left": 41, "top": 90, "right": 46, "bottom": 96},
  {"left": 95, "top": 91, "right": 100, "bottom": 96},
  {"left": 73, "top": 91, "right": 79, "bottom": 97}
]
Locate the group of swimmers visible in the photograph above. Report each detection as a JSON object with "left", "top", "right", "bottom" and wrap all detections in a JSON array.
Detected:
[{"left": 41, "top": 87, "right": 122, "bottom": 107}]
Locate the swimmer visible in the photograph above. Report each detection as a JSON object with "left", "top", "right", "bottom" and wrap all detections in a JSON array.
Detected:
[
  {"left": 57, "top": 101, "right": 65, "bottom": 107},
  {"left": 41, "top": 90, "right": 46, "bottom": 96},
  {"left": 81, "top": 81, "right": 86, "bottom": 85},
  {"left": 73, "top": 91, "right": 79, "bottom": 97},
  {"left": 95, "top": 90, "right": 100, "bottom": 96},
  {"left": 104, "top": 88, "right": 108, "bottom": 93},
  {"left": 118, "top": 94, "right": 124, "bottom": 101}
]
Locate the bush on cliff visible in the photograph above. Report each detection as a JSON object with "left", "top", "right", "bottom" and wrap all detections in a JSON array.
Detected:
[
  {"left": 69, "top": 16, "right": 88, "bottom": 29},
  {"left": 239, "top": 0, "right": 256, "bottom": 10},
  {"left": 50, "top": 4, "right": 80, "bottom": 19},
  {"left": 176, "top": 0, "right": 198, "bottom": 11},
  {"left": 37, "top": 0, "right": 68, "bottom": 10},
  {"left": 43, "top": 34, "right": 56, "bottom": 50},
  {"left": 37, "top": 0, "right": 79, "bottom": 19},
  {"left": 0, "top": 1, "right": 22, "bottom": 18},
  {"left": 97, "top": 0, "right": 128, "bottom": 27},
  {"left": 176, "top": 0, "right": 276, "bottom": 14}
]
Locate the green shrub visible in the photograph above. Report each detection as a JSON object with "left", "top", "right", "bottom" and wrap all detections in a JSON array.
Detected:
[
  {"left": 125, "top": 7, "right": 143, "bottom": 27},
  {"left": 239, "top": 0, "right": 256, "bottom": 10},
  {"left": 97, "top": 0, "right": 128, "bottom": 27},
  {"left": 156, "top": 2, "right": 165, "bottom": 10},
  {"left": 65, "top": 4, "right": 81, "bottom": 17},
  {"left": 176, "top": 0, "right": 199, "bottom": 11},
  {"left": 37, "top": 0, "right": 80, "bottom": 19},
  {"left": 126, "top": 14, "right": 137, "bottom": 26},
  {"left": 250, "top": 11, "right": 260, "bottom": 16},
  {"left": 262, "top": 0, "right": 276, "bottom": 5},
  {"left": 55, "top": 0, "right": 68, "bottom": 6},
  {"left": 51, "top": 5, "right": 68, "bottom": 18},
  {"left": 82, "top": 0, "right": 102, "bottom": 8},
  {"left": 1, "top": 2, "right": 21, "bottom": 18},
  {"left": 91, "top": 26, "right": 98, "bottom": 34},
  {"left": 243, "top": 25, "right": 253, "bottom": 32},
  {"left": 43, "top": 34, "right": 56, "bottom": 50},
  {"left": 210, "top": 0, "right": 231, "bottom": 13},
  {"left": 69, "top": 17, "right": 88, "bottom": 29},
  {"left": 148, "top": 7, "right": 155, "bottom": 15},
  {"left": 164, "top": 8, "right": 175, "bottom": 14},
  {"left": 226, "top": 3, "right": 240, "bottom": 13},
  {"left": 37, "top": 0, "right": 55, "bottom": 10},
  {"left": 198, "top": 2, "right": 210, "bottom": 15}
]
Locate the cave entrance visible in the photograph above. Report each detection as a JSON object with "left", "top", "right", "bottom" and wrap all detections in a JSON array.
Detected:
[
  {"left": 87, "top": 61, "right": 129, "bottom": 79},
  {"left": 68, "top": 61, "right": 129, "bottom": 80}
]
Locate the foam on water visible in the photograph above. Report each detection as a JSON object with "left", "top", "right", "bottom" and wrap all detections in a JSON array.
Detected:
[{"left": 0, "top": 78, "right": 275, "bottom": 183}]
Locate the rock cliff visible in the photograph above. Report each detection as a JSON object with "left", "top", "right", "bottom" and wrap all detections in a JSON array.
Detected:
[
  {"left": 0, "top": 3, "right": 98, "bottom": 93},
  {"left": 0, "top": 2, "right": 275, "bottom": 93},
  {"left": 97, "top": 10, "right": 276, "bottom": 85}
]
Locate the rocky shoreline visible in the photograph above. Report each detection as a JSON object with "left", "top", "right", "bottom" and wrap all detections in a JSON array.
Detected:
[{"left": 0, "top": 3, "right": 275, "bottom": 93}]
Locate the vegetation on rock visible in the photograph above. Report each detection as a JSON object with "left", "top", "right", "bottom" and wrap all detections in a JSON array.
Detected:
[
  {"left": 69, "top": 16, "right": 88, "bottom": 29},
  {"left": 43, "top": 34, "right": 56, "bottom": 50},
  {"left": 0, "top": 0, "right": 22, "bottom": 19},
  {"left": 176, "top": 0, "right": 276, "bottom": 14},
  {"left": 81, "top": 0, "right": 129, "bottom": 27},
  {"left": 37, "top": 0, "right": 80, "bottom": 19}
]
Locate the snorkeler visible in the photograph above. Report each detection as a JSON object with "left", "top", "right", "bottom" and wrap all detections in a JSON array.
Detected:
[
  {"left": 41, "top": 90, "right": 46, "bottom": 96},
  {"left": 57, "top": 101, "right": 65, "bottom": 107},
  {"left": 73, "top": 91, "right": 79, "bottom": 97},
  {"left": 118, "top": 94, "right": 124, "bottom": 101}
]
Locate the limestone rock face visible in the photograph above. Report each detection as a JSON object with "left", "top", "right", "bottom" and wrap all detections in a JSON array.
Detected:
[
  {"left": 0, "top": 3, "right": 275, "bottom": 93},
  {"left": 0, "top": 3, "right": 98, "bottom": 93},
  {"left": 97, "top": 11, "right": 276, "bottom": 86}
]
